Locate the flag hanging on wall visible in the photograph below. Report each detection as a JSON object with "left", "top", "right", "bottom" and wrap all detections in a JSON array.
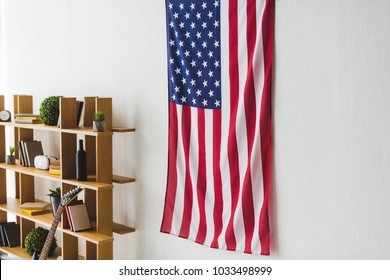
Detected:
[{"left": 161, "top": 0, "right": 275, "bottom": 255}]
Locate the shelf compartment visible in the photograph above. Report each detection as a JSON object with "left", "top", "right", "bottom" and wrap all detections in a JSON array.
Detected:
[
  {"left": 0, "top": 162, "right": 113, "bottom": 190},
  {"left": 0, "top": 198, "right": 113, "bottom": 245}
]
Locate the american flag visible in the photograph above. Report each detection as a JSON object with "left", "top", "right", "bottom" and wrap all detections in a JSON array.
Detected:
[{"left": 161, "top": 0, "right": 274, "bottom": 255}]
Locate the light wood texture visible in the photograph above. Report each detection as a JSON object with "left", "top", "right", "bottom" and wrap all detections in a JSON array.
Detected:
[
  {"left": 84, "top": 96, "right": 98, "bottom": 127},
  {"left": 15, "top": 95, "right": 33, "bottom": 114},
  {"left": 0, "top": 121, "right": 114, "bottom": 135},
  {"left": 112, "top": 127, "right": 136, "bottom": 133},
  {"left": 97, "top": 241, "right": 113, "bottom": 260},
  {"left": 96, "top": 188, "right": 113, "bottom": 236},
  {"left": 19, "top": 174, "right": 34, "bottom": 204},
  {"left": 96, "top": 135, "right": 112, "bottom": 184},
  {"left": 85, "top": 135, "right": 96, "bottom": 176},
  {"left": 0, "top": 243, "right": 62, "bottom": 260},
  {"left": 96, "top": 97, "right": 112, "bottom": 131},
  {"left": 113, "top": 222, "right": 136, "bottom": 234},
  {"left": 62, "top": 233, "right": 79, "bottom": 260},
  {"left": 61, "top": 133, "right": 76, "bottom": 179},
  {"left": 0, "top": 95, "right": 135, "bottom": 260},
  {"left": 60, "top": 97, "right": 77, "bottom": 129},
  {"left": 112, "top": 175, "right": 136, "bottom": 184},
  {"left": 86, "top": 241, "right": 97, "bottom": 260}
]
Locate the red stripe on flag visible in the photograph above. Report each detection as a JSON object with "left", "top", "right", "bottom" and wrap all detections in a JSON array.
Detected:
[
  {"left": 211, "top": 110, "right": 223, "bottom": 248},
  {"left": 259, "top": 0, "right": 275, "bottom": 256},
  {"left": 242, "top": 0, "right": 258, "bottom": 254},
  {"left": 179, "top": 106, "right": 193, "bottom": 238},
  {"left": 161, "top": 103, "right": 179, "bottom": 233},
  {"left": 225, "top": 0, "right": 240, "bottom": 251},
  {"left": 195, "top": 109, "right": 207, "bottom": 244}
]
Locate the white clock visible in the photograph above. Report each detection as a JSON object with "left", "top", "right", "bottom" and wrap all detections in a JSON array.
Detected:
[{"left": 0, "top": 110, "right": 11, "bottom": 122}]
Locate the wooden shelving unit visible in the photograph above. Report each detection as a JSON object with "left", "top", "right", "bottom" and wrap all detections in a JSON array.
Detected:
[{"left": 0, "top": 95, "right": 135, "bottom": 260}]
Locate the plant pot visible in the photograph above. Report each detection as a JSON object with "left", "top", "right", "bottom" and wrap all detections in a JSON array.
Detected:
[
  {"left": 50, "top": 196, "right": 61, "bottom": 216},
  {"left": 6, "top": 155, "right": 15, "bottom": 164},
  {"left": 93, "top": 121, "right": 105, "bottom": 132}
]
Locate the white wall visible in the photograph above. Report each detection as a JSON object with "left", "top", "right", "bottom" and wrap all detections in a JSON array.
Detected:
[{"left": 1, "top": 0, "right": 390, "bottom": 260}]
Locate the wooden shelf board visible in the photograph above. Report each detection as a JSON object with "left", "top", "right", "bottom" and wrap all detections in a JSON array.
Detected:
[
  {"left": 0, "top": 245, "right": 63, "bottom": 260},
  {"left": 112, "top": 127, "right": 136, "bottom": 133},
  {"left": 0, "top": 162, "right": 63, "bottom": 183},
  {"left": 113, "top": 222, "right": 136, "bottom": 234},
  {"left": 0, "top": 198, "right": 59, "bottom": 227},
  {"left": 0, "top": 121, "right": 135, "bottom": 135},
  {"left": 112, "top": 175, "right": 136, "bottom": 184},
  {"left": 61, "top": 227, "right": 113, "bottom": 245},
  {"left": 63, "top": 177, "right": 113, "bottom": 190},
  {"left": 0, "top": 122, "right": 113, "bottom": 136},
  {"left": 0, "top": 163, "right": 112, "bottom": 190}
]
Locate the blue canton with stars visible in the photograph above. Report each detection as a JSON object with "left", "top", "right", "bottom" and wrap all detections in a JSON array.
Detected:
[{"left": 167, "top": 0, "right": 221, "bottom": 110}]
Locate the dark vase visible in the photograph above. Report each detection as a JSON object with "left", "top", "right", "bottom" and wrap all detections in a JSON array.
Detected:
[
  {"left": 50, "top": 196, "right": 60, "bottom": 216},
  {"left": 76, "top": 139, "right": 87, "bottom": 181}
]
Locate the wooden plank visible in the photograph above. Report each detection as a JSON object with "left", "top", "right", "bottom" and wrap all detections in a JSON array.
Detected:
[
  {"left": 62, "top": 233, "right": 79, "bottom": 260},
  {"left": 84, "top": 187, "right": 96, "bottom": 222},
  {"left": 0, "top": 244, "right": 62, "bottom": 260},
  {"left": 16, "top": 95, "right": 33, "bottom": 114},
  {"left": 96, "top": 188, "right": 112, "bottom": 236},
  {"left": 20, "top": 218, "right": 35, "bottom": 249},
  {"left": 19, "top": 174, "right": 34, "bottom": 204},
  {"left": 86, "top": 241, "right": 97, "bottom": 260},
  {"left": 60, "top": 97, "right": 77, "bottom": 129},
  {"left": 85, "top": 135, "right": 96, "bottom": 176},
  {"left": 113, "top": 222, "right": 136, "bottom": 234},
  {"left": 84, "top": 96, "right": 98, "bottom": 127},
  {"left": 112, "top": 175, "right": 136, "bottom": 184},
  {"left": 96, "top": 241, "right": 113, "bottom": 260},
  {"left": 0, "top": 126, "right": 4, "bottom": 163},
  {"left": 96, "top": 98, "right": 112, "bottom": 131},
  {"left": 0, "top": 122, "right": 113, "bottom": 136},
  {"left": 112, "top": 127, "right": 136, "bottom": 133},
  {"left": 96, "top": 135, "right": 112, "bottom": 184},
  {"left": 61, "top": 133, "right": 76, "bottom": 179},
  {"left": 0, "top": 169, "right": 6, "bottom": 205}
]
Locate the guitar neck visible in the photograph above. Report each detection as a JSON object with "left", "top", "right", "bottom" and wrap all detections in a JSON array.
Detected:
[{"left": 39, "top": 204, "right": 64, "bottom": 260}]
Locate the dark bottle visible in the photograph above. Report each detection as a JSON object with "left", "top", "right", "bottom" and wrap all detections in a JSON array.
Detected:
[{"left": 76, "top": 139, "right": 87, "bottom": 181}]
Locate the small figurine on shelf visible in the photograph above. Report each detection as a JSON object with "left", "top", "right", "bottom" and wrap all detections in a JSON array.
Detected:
[
  {"left": 93, "top": 111, "right": 105, "bottom": 132},
  {"left": 5, "top": 146, "right": 15, "bottom": 164}
]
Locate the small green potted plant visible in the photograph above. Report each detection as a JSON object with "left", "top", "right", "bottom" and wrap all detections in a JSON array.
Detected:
[
  {"left": 25, "top": 226, "right": 57, "bottom": 257},
  {"left": 47, "top": 187, "right": 61, "bottom": 216},
  {"left": 6, "top": 146, "right": 15, "bottom": 164},
  {"left": 93, "top": 111, "right": 105, "bottom": 132}
]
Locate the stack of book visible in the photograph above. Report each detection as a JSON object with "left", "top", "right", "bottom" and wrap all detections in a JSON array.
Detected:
[
  {"left": 19, "top": 202, "right": 50, "bottom": 216},
  {"left": 14, "top": 114, "right": 42, "bottom": 124},
  {"left": 49, "top": 159, "right": 61, "bottom": 176},
  {"left": 17, "top": 140, "right": 44, "bottom": 167}
]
